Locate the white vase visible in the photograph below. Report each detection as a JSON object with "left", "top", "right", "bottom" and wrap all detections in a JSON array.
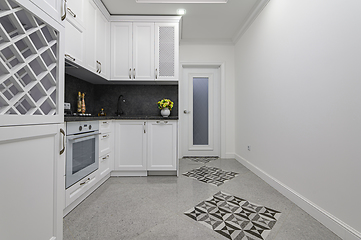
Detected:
[{"left": 161, "top": 108, "right": 170, "bottom": 117}]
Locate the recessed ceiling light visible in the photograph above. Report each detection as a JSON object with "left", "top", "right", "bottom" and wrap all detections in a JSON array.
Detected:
[
  {"left": 136, "top": 0, "right": 228, "bottom": 3},
  {"left": 177, "top": 9, "right": 186, "bottom": 15}
]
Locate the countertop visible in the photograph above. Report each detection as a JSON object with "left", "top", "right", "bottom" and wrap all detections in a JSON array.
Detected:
[{"left": 64, "top": 115, "right": 179, "bottom": 122}]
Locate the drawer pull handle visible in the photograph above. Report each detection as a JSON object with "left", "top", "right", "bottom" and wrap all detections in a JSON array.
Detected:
[
  {"left": 67, "top": 7, "right": 76, "bottom": 18},
  {"left": 102, "top": 155, "right": 110, "bottom": 160},
  {"left": 80, "top": 178, "right": 90, "bottom": 185}
]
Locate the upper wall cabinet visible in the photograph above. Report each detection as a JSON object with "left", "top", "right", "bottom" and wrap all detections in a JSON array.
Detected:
[
  {"left": 110, "top": 17, "right": 180, "bottom": 82},
  {"left": 85, "top": 0, "right": 110, "bottom": 79},
  {"left": 30, "top": 0, "right": 65, "bottom": 24},
  {"left": 111, "top": 22, "right": 155, "bottom": 81},
  {"left": 155, "top": 23, "right": 179, "bottom": 81},
  {"left": 64, "top": 0, "right": 86, "bottom": 67}
]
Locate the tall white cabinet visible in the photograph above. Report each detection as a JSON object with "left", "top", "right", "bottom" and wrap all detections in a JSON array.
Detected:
[{"left": 0, "top": 0, "right": 65, "bottom": 239}]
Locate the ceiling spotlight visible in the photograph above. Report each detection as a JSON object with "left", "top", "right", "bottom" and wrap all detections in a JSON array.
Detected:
[
  {"left": 136, "top": 0, "right": 228, "bottom": 3},
  {"left": 177, "top": 9, "right": 186, "bottom": 15}
]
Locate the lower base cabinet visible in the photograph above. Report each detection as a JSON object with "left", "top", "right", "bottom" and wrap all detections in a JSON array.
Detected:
[
  {"left": 114, "top": 120, "right": 177, "bottom": 175},
  {"left": 147, "top": 120, "right": 177, "bottom": 170}
]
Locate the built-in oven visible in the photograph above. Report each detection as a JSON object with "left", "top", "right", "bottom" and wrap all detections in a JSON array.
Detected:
[{"left": 66, "top": 121, "right": 99, "bottom": 189}]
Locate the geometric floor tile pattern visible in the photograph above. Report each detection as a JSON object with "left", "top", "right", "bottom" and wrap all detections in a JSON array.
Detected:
[
  {"left": 184, "top": 191, "right": 282, "bottom": 240},
  {"left": 182, "top": 165, "right": 238, "bottom": 186},
  {"left": 183, "top": 156, "right": 219, "bottom": 164}
]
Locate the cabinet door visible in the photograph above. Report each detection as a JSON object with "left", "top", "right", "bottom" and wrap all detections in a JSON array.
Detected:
[
  {"left": 0, "top": 124, "right": 64, "bottom": 240},
  {"left": 96, "top": 9, "right": 110, "bottom": 79},
  {"left": 65, "top": 18, "right": 85, "bottom": 66},
  {"left": 147, "top": 121, "right": 177, "bottom": 170},
  {"left": 155, "top": 23, "right": 179, "bottom": 81},
  {"left": 84, "top": 0, "right": 97, "bottom": 73},
  {"left": 99, "top": 153, "right": 112, "bottom": 179},
  {"left": 114, "top": 121, "right": 147, "bottom": 171},
  {"left": 110, "top": 22, "right": 133, "bottom": 80},
  {"left": 0, "top": 0, "right": 64, "bottom": 126},
  {"left": 133, "top": 22, "right": 155, "bottom": 80},
  {"left": 30, "top": 0, "right": 63, "bottom": 24}
]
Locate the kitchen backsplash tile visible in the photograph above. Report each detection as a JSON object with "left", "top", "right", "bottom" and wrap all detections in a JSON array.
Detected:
[{"left": 65, "top": 74, "right": 178, "bottom": 117}]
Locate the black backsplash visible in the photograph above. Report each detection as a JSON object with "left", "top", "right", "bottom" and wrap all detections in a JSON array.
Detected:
[{"left": 65, "top": 74, "right": 178, "bottom": 117}]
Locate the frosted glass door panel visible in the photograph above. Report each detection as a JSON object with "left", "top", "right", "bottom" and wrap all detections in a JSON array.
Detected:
[{"left": 193, "top": 77, "right": 209, "bottom": 145}]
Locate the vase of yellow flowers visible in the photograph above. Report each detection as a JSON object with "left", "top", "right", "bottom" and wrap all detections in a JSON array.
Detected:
[{"left": 158, "top": 98, "right": 173, "bottom": 117}]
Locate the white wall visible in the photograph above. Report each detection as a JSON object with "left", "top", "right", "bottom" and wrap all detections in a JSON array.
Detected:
[
  {"left": 234, "top": 0, "right": 361, "bottom": 238},
  {"left": 179, "top": 44, "right": 235, "bottom": 157}
]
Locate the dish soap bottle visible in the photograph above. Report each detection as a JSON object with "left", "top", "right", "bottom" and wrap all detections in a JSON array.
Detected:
[
  {"left": 81, "top": 93, "right": 86, "bottom": 114},
  {"left": 77, "top": 92, "right": 82, "bottom": 113},
  {"left": 98, "top": 108, "right": 106, "bottom": 116}
]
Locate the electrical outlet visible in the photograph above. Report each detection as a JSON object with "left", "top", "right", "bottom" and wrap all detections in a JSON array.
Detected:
[
  {"left": 247, "top": 146, "right": 251, "bottom": 151},
  {"left": 64, "top": 102, "right": 71, "bottom": 110}
]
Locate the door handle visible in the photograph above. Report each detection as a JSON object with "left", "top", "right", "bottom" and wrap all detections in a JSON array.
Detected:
[
  {"left": 133, "top": 68, "right": 136, "bottom": 79},
  {"left": 67, "top": 7, "right": 76, "bottom": 18},
  {"left": 183, "top": 110, "right": 191, "bottom": 114},
  {"left": 60, "top": 128, "right": 65, "bottom": 155},
  {"left": 129, "top": 68, "right": 132, "bottom": 79},
  {"left": 61, "top": 0, "right": 67, "bottom": 21}
]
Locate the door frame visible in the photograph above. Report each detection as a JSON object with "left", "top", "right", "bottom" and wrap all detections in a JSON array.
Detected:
[{"left": 179, "top": 62, "right": 226, "bottom": 158}]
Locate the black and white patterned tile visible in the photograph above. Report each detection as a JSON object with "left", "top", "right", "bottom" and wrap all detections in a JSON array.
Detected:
[
  {"left": 183, "top": 156, "right": 219, "bottom": 164},
  {"left": 182, "top": 165, "right": 238, "bottom": 186},
  {"left": 184, "top": 191, "right": 281, "bottom": 240}
]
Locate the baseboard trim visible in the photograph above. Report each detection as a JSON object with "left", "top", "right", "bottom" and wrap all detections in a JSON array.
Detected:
[
  {"left": 234, "top": 154, "right": 361, "bottom": 240},
  {"left": 224, "top": 153, "right": 236, "bottom": 159}
]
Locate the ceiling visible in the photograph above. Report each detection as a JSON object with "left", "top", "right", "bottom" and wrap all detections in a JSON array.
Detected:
[{"left": 100, "top": 0, "right": 268, "bottom": 44}]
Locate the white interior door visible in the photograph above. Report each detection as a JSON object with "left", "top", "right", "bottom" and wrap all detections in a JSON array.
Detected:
[{"left": 181, "top": 67, "right": 221, "bottom": 157}]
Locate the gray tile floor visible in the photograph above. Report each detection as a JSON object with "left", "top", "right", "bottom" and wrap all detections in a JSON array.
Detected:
[{"left": 64, "top": 158, "right": 341, "bottom": 240}]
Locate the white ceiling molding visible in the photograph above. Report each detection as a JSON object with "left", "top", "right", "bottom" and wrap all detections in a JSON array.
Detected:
[
  {"left": 232, "top": 0, "right": 270, "bottom": 44},
  {"left": 136, "top": 0, "right": 228, "bottom": 3}
]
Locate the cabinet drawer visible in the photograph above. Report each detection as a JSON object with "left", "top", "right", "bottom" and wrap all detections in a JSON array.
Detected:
[
  {"left": 99, "top": 153, "right": 112, "bottom": 179},
  {"left": 65, "top": 170, "right": 98, "bottom": 207},
  {"left": 99, "top": 120, "right": 112, "bottom": 133},
  {"left": 99, "top": 133, "right": 111, "bottom": 156}
]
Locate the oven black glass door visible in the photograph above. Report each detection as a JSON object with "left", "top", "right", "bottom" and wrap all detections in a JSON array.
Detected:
[{"left": 66, "top": 133, "right": 99, "bottom": 188}]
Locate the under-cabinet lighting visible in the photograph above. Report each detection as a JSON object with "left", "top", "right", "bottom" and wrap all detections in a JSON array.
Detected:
[{"left": 136, "top": 0, "right": 228, "bottom": 3}]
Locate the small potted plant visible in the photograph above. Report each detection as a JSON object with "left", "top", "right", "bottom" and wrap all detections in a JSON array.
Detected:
[{"left": 157, "top": 98, "right": 173, "bottom": 117}]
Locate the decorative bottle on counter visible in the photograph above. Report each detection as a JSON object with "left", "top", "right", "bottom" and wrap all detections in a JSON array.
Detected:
[
  {"left": 77, "top": 92, "right": 82, "bottom": 113},
  {"left": 98, "top": 108, "right": 106, "bottom": 116},
  {"left": 81, "top": 93, "right": 86, "bottom": 114}
]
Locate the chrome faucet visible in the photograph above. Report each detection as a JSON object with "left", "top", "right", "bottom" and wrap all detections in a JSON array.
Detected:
[{"left": 116, "top": 94, "right": 125, "bottom": 116}]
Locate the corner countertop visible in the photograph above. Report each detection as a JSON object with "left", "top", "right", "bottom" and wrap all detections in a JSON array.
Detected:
[{"left": 64, "top": 115, "right": 179, "bottom": 122}]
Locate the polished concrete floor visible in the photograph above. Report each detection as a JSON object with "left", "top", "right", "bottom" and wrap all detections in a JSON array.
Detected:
[{"left": 63, "top": 158, "right": 341, "bottom": 240}]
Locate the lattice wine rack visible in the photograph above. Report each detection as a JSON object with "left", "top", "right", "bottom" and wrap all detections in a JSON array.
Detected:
[{"left": 0, "top": 0, "right": 58, "bottom": 116}]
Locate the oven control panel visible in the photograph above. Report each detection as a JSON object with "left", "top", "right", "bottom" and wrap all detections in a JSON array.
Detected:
[{"left": 66, "top": 121, "right": 99, "bottom": 135}]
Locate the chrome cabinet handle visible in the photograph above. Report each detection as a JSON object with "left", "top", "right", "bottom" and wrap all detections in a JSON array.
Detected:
[
  {"left": 156, "top": 120, "right": 168, "bottom": 124},
  {"left": 65, "top": 54, "right": 75, "bottom": 61},
  {"left": 102, "top": 134, "right": 109, "bottom": 139},
  {"left": 129, "top": 68, "right": 132, "bottom": 79},
  {"left": 67, "top": 7, "right": 76, "bottom": 18},
  {"left": 155, "top": 68, "right": 158, "bottom": 79},
  {"left": 184, "top": 110, "right": 191, "bottom": 114},
  {"left": 102, "top": 154, "right": 110, "bottom": 160},
  {"left": 80, "top": 178, "right": 90, "bottom": 185},
  {"left": 96, "top": 61, "right": 99, "bottom": 73},
  {"left": 99, "top": 62, "right": 102, "bottom": 74},
  {"left": 60, "top": 128, "right": 65, "bottom": 155},
  {"left": 133, "top": 68, "right": 136, "bottom": 79},
  {"left": 61, "top": 0, "right": 67, "bottom": 21}
]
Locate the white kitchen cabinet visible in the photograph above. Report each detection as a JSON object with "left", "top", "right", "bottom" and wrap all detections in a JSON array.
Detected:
[
  {"left": 65, "top": 169, "right": 98, "bottom": 207},
  {"left": 98, "top": 120, "right": 113, "bottom": 179},
  {"left": 147, "top": 120, "right": 178, "bottom": 170},
  {"left": 114, "top": 121, "right": 147, "bottom": 174},
  {"left": 0, "top": 124, "right": 65, "bottom": 240},
  {"left": 99, "top": 153, "right": 112, "bottom": 179},
  {"left": 85, "top": 0, "right": 110, "bottom": 78},
  {"left": 30, "top": 0, "right": 64, "bottom": 24},
  {"left": 155, "top": 23, "right": 179, "bottom": 81},
  {"left": 111, "top": 22, "right": 154, "bottom": 81},
  {"left": 110, "top": 22, "right": 133, "bottom": 80},
  {"left": 64, "top": 0, "right": 86, "bottom": 67}
]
